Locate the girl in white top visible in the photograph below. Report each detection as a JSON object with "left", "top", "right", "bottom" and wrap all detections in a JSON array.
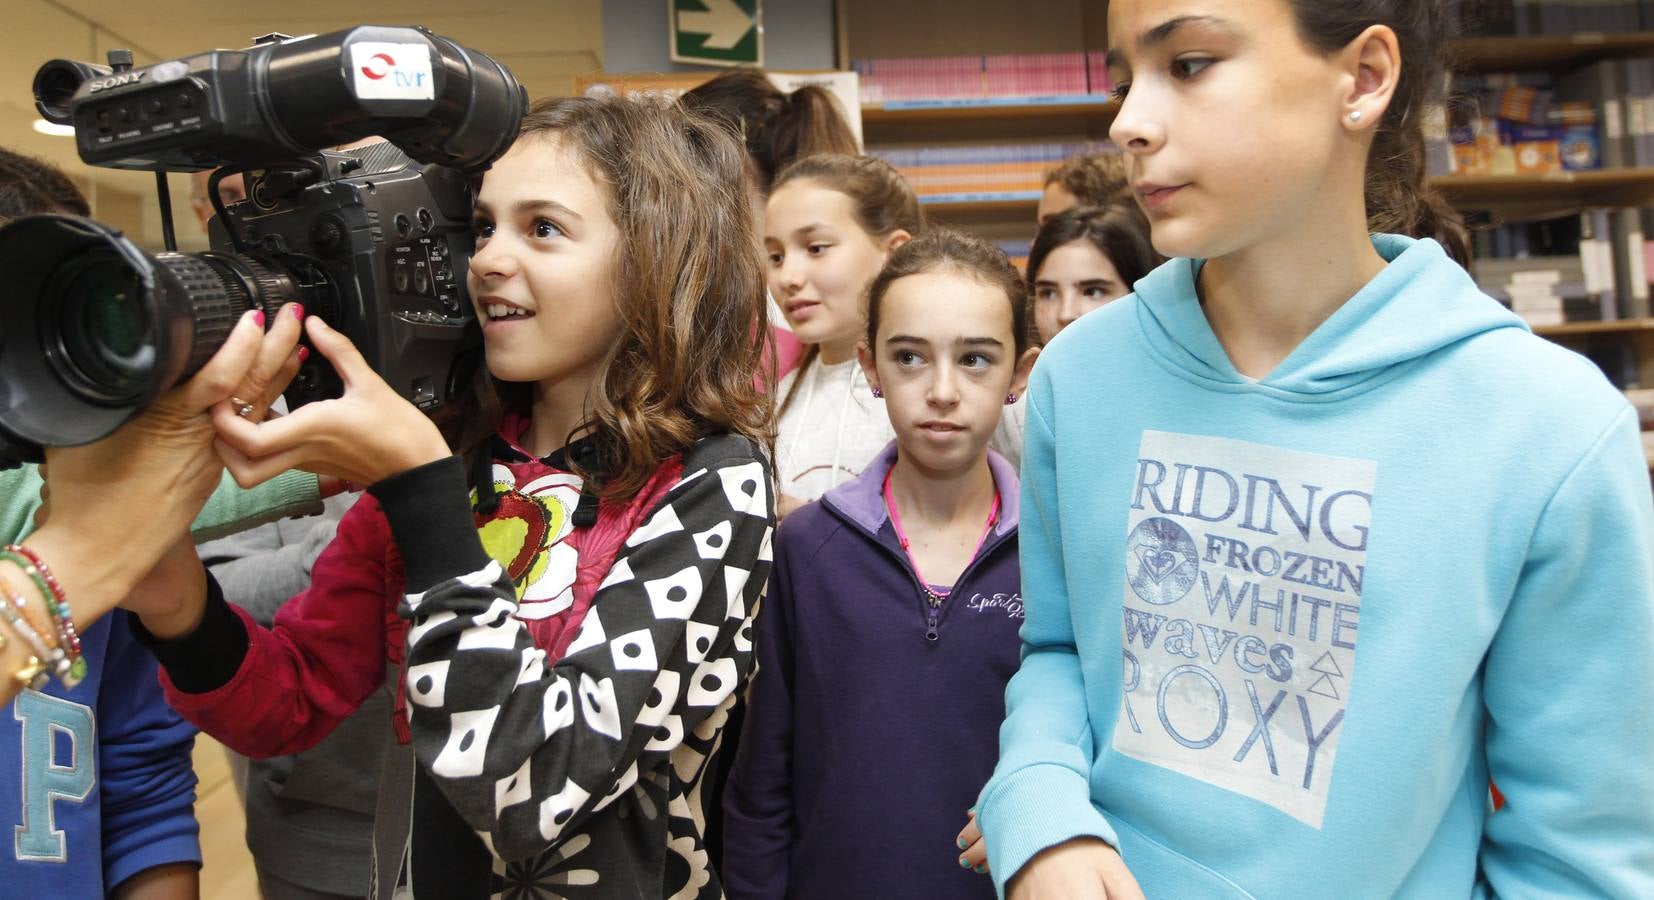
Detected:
[{"left": 767, "top": 154, "right": 1024, "bottom": 518}]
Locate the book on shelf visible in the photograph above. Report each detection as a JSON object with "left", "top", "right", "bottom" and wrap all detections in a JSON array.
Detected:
[
  {"left": 1612, "top": 207, "right": 1653, "bottom": 317},
  {"left": 854, "top": 52, "right": 1110, "bottom": 105}
]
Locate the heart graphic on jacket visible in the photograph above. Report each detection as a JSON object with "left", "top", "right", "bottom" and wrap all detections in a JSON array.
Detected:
[
  {"left": 474, "top": 469, "right": 582, "bottom": 617},
  {"left": 478, "top": 489, "right": 562, "bottom": 585},
  {"left": 1141, "top": 548, "right": 1181, "bottom": 583}
]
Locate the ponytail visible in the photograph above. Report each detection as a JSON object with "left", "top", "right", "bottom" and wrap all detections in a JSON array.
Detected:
[
  {"left": 1364, "top": 120, "right": 1472, "bottom": 267},
  {"left": 1288, "top": 0, "right": 1472, "bottom": 267},
  {"left": 683, "top": 69, "right": 859, "bottom": 192},
  {"left": 773, "top": 85, "right": 860, "bottom": 176}
]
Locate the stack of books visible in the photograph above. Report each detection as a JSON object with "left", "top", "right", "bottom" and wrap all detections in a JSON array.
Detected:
[
  {"left": 1480, "top": 263, "right": 1584, "bottom": 326},
  {"left": 1470, "top": 212, "right": 1644, "bottom": 324}
]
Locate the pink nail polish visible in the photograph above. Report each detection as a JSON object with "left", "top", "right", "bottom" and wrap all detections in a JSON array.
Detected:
[
  {"left": 252, "top": 309, "right": 265, "bottom": 328},
  {"left": 296, "top": 346, "right": 310, "bottom": 364},
  {"left": 291, "top": 303, "right": 305, "bottom": 321}
]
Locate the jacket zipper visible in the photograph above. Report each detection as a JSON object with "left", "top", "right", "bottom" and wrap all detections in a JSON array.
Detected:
[
  {"left": 828, "top": 501, "right": 1011, "bottom": 645},
  {"left": 927, "top": 542, "right": 1004, "bottom": 642},
  {"left": 902, "top": 534, "right": 1007, "bottom": 644}
]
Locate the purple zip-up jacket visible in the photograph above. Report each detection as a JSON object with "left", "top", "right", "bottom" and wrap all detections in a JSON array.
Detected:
[{"left": 723, "top": 442, "right": 1024, "bottom": 899}]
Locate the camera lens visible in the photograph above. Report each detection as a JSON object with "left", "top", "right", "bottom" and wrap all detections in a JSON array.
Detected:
[
  {"left": 0, "top": 214, "right": 332, "bottom": 455},
  {"left": 49, "top": 248, "right": 154, "bottom": 403}
]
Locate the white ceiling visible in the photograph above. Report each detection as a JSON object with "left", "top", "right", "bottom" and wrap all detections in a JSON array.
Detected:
[{"left": 1, "top": 0, "right": 604, "bottom": 246}]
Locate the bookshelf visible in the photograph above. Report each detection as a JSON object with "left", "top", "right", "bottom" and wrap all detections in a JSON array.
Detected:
[{"left": 856, "top": 34, "right": 1654, "bottom": 132}]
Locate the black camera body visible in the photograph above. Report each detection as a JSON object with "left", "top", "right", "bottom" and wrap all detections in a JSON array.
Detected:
[
  {"left": 36, "top": 25, "right": 520, "bottom": 174},
  {"left": 0, "top": 26, "right": 525, "bottom": 465},
  {"left": 218, "top": 142, "right": 479, "bottom": 410}
]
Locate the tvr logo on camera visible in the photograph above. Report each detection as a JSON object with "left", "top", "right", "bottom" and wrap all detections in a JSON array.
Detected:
[{"left": 350, "top": 42, "right": 435, "bottom": 101}]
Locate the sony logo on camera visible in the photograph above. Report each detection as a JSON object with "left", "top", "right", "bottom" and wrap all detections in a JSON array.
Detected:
[
  {"left": 86, "top": 71, "right": 146, "bottom": 93},
  {"left": 349, "top": 42, "right": 436, "bottom": 101}
]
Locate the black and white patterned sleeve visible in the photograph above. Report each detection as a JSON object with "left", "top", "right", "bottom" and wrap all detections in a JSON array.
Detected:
[{"left": 375, "top": 438, "right": 774, "bottom": 861}]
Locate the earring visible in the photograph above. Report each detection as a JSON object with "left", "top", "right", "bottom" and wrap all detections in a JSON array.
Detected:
[
  {"left": 871, "top": 386, "right": 883, "bottom": 399},
  {"left": 1005, "top": 392, "right": 1018, "bottom": 405},
  {"left": 1349, "top": 110, "right": 1363, "bottom": 122}
]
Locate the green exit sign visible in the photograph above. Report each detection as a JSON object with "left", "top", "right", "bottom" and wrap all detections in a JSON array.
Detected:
[{"left": 670, "top": 0, "right": 762, "bottom": 67}]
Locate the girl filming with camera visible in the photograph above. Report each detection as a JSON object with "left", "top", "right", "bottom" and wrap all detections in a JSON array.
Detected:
[{"left": 112, "top": 95, "right": 776, "bottom": 899}]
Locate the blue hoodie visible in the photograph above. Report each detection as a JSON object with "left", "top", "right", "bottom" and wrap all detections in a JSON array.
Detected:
[
  {"left": 978, "top": 235, "right": 1654, "bottom": 898},
  {"left": 724, "top": 442, "right": 1024, "bottom": 899}
]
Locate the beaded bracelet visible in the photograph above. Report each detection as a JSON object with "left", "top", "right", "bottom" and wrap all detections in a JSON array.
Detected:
[
  {"left": 0, "top": 570, "right": 57, "bottom": 657},
  {"left": 0, "top": 586, "right": 68, "bottom": 687},
  {"left": 0, "top": 547, "right": 82, "bottom": 686},
  {"left": 0, "top": 602, "right": 61, "bottom": 691}
]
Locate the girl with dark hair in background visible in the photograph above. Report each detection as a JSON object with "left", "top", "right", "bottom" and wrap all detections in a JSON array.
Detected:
[{"left": 1027, "top": 205, "right": 1161, "bottom": 345}]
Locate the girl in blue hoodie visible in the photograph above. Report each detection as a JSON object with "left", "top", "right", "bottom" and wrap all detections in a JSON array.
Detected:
[
  {"left": 976, "top": 1, "right": 1654, "bottom": 898},
  {"left": 723, "top": 230, "right": 1039, "bottom": 899}
]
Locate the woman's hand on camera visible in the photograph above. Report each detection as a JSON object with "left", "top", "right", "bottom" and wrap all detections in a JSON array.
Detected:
[
  {"left": 213, "top": 314, "right": 452, "bottom": 489},
  {"left": 1006, "top": 838, "right": 1144, "bottom": 900},
  {"left": 26, "top": 307, "right": 267, "bottom": 606}
]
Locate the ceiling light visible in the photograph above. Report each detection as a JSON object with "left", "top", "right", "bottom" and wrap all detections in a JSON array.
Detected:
[{"left": 32, "top": 119, "right": 75, "bottom": 137}]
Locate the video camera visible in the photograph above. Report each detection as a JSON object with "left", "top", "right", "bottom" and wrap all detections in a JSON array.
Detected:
[{"left": 0, "top": 25, "right": 527, "bottom": 465}]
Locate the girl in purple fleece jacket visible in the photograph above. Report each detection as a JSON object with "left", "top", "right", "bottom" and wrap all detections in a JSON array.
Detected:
[{"left": 723, "top": 230, "right": 1039, "bottom": 898}]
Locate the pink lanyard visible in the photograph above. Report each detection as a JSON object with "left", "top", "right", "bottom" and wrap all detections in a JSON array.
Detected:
[{"left": 882, "top": 469, "right": 1001, "bottom": 606}]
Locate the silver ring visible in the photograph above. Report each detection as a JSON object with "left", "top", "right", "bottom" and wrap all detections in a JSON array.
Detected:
[{"left": 231, "top": 396, "right": 256, "bottom": 419}]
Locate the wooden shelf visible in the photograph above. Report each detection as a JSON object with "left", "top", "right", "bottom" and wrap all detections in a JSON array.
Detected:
[
  {"left": 1432, "top": 168, "right": 1654, "bottom": 217},
  {"left": 917, "top": 193, "right": 1040, "bottom": 216},
  {"left": 1449, "top": 32, "right": 1654, "bottom": 73},
  {"left": 863, "top": 97, "right": 1116, "bottom": 124},
  {"left": 1532, "top": 317, "right": 1654, "bottom": 337}
]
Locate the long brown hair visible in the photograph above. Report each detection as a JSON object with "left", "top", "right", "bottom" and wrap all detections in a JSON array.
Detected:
[
  {"left": 866, "top": 229, "right": 1035, "bottom": 358},
  {"left": 1287, "top": 0, "right": 1472, "bottom": 266},
  {"left": 682, "top": 69, "right": 860, "bottom": 193},
  {"left": 771, "top": 153, "right": 925, "bottom": 418},
  {"left": 442, "top": 96, "right": 773, "bottom": 500}
]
